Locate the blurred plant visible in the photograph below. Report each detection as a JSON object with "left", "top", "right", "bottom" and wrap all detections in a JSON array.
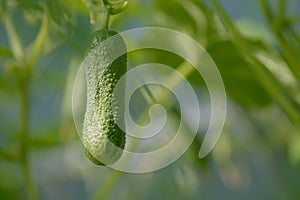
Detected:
[
  {"left": 211, "top": 0, "right": 300, "bottom": 125},
  {"left": 0, "top": 2, "right": 50, "bottom": 200},
  {"left": 0, "top": 0, "right": 73, "bottom": 199},
  {"left": 0, "top": 0, "right": 300, "bottom": 200}
]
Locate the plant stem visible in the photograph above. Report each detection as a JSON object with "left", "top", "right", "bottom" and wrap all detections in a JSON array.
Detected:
[
  {"left": 2, "top": 7, "right": 46, "bottom": 200},
  {"left": 2, "top": 5, "right": 38, "bottom": 199},
  {"left": 104, "top": 10, "right": 111, "bottom": 30},
  {"left": 212, "top": 0, "right": 300, "bottom": 126},
  {"left": 260, "top": 0, "right": 273, "bottom": 22},
  {"left": 2, "top": 12, "right": 25, "bottom": 62},
  {"left": 19, "top": 82, "right": 39, "bottom": 200},
  {"left": 27, "top": 11, "right": 51, "bottom": 72},
  {"left": 278, "top": 0, "right": 286, "bottom": 23},
  {"left": 93, "top": 171, "right": 123, "bottom": 200},
  {"left": 19, "top": 12, "right": 51, "bottom": 200}
]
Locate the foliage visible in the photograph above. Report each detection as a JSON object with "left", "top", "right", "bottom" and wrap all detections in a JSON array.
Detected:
[{"left": 0, "top": 0, "right": 300, "bottom": 199}]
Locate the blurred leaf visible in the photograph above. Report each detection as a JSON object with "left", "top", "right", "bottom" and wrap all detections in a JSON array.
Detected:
[
  {"left": 0, "top": 162, "right": 22, "bottom": 199},
  {"left": 207, "top": 40, "right": 272, "bottom": 107},
  {"left": 182, "top": 0, "right": 228, "bottom": 44},
  {"left": 30, "top": 135, "right": 61, "bottom": 149},
  {"left": 0, "top": 0, "right": 6, "bottom": 13},
  {"left": 61, "top": 0, "right": 89, "bottom": 14},
  {"left": 15, "top": 0, "right": 71, "bottom": 27},
  {"left": 130, "top": 49, "right": 183, "bottom": 69},
  {"left": 236, "top": 18, "right": 275, "bottom": 45},
  {"left": 15, "top": 0, "right": 43, "bottom": 11},
  {"left": 155, "top": 0, "right": 227, "bottom": 46},
  {"left": 154, "top": 0, "right": 198, "bottom": 32},
  {"left": 288, "top": 131, "right": 300, "bottom": 165},
  {"left": 44, "top": 0, "right": 70, "bottom": 26},
  {"left": 0, "top": 46, "right": 13, "bottom": 57},
  {"left": 0, "top": 147, "right": 17, "bottom": 162},
  {"left": 255, "top": 50, "right": 298, "bottom": 89}
]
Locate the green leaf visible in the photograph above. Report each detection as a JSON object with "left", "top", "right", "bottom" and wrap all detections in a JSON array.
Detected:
[{"left": 207, "top": 40, "right": 272, "bottom": 107}]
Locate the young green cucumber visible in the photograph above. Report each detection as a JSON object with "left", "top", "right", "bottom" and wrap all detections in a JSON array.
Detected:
[{"left": 82, "top": 29, "right": 127, "bottom": 165}]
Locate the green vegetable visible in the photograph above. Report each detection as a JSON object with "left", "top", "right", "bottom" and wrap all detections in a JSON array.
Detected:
[{"left": 82, "top": 29, "right": 127, "bottom": 165}]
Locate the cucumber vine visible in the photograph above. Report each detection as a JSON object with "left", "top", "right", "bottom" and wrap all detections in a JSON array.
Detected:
[{"left": 83, "top": 0, "right": 129, "bottom": 29}]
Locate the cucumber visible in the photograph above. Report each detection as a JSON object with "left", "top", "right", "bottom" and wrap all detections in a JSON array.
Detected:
[{"left": 82, "top": 29, "right": 127, "bottom": 165}]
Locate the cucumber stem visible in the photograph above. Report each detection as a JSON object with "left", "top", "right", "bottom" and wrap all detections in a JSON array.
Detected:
[{"left": 104, "top": 9, "right": 111, "bottom": 30}]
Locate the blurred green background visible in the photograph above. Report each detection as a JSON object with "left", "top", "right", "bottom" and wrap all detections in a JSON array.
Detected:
[{"left": 1, "top": 0, "right": 300, "bottom": 199}]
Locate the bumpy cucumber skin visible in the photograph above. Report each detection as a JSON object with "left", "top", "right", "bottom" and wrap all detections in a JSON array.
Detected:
[{"left": 83, "top": 29, "right": 127, "bottom": 165}]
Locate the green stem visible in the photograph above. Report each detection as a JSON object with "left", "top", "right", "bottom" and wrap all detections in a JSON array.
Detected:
[
  {"left": 212, "top": 0, "right": 300, "bottom": 126},
  {"left": 260, "top": 0, "right": 273, "bottom": 22},
  {"left": 103, "top": 10, "right": 111, "bottom": 30},
  {"left": 93, "top": 171, "right": 123, "bottom": 200},
  {"left": 18, "top": 11, "right": 51, "bottom": 200},
  {"left": 278, "top": 0, "right": 286, "bottom": 23},
  {"left": 276, "top": 34, "right": 300, "bottom": 80},
  {"left": 27, "top": 11, "right": 51, "bottom": 72},
  {"left": 19, "top": 82, "right": 39, "bottom": 200},
  {"left": 291, "top": 29, "right": 300, "bottom": 51},
  {"left": 2, "top": 12, "right": 25, "bottom": 62},
  {"left": 2, "top": 7, "right": 40, "bottom": 200}
]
